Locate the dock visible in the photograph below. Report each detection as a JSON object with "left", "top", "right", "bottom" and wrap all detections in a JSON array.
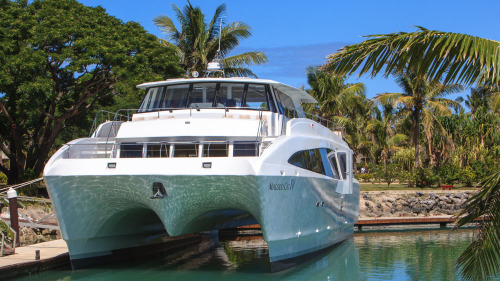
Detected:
[
  {"left": 222, "top": 215, "right": 485, "bottom": 235},
  {"left": 0, "top": 239, "right": 69, "bottom": 280},
  {"left": 355, "top": 215, "right": 485, "bottom": 231}
]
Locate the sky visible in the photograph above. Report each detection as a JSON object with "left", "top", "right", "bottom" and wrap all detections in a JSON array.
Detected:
[{"left": 79, "top": 0, "right": 500, "bottom": 99}]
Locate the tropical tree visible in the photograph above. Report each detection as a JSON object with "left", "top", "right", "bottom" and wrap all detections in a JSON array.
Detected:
[
  {"left": 324, "top": 26, "right": 500, "bottom": 280},
  {"left": 154, "top": 2, "right": 268, "bottom": 77},
  {"left": 306, "top": 66, "right": 369, "bottom": 164},
  {"left": 0, "top": 0, "right": 182, "bottom": 184},
  {"left": 374, "top": 71, "right": 462, "bottom": 167}
]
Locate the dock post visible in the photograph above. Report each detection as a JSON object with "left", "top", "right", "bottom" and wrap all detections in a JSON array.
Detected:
[{"left": 7, "top": 188, "right": 20, "bottom": 247}]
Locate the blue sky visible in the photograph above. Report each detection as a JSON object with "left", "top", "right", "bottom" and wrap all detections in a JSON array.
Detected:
[{"left": 79, "top": 0, "right": 500, "bottom": 99}]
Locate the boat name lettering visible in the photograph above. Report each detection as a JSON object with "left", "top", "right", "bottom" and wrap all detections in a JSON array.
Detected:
[{"left": 269, "top": 179, "right": 295, "bottom": 191}]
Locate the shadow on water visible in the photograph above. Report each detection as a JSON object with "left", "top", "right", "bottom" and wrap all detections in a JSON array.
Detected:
[{"left": 13, "top": 229, "right": 497, "bottom": 281}]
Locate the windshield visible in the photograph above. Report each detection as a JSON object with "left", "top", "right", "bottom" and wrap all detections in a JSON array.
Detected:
[{"left": 138, "top": 82, "right": 276, "bottom": 112}]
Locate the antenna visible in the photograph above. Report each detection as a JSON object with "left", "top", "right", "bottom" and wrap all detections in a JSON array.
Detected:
[{"left": 205, "top": 16, "right": 225, "bottom": 77}]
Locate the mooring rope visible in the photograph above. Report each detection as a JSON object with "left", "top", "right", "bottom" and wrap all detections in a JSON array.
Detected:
[{"left": 0, "top": 178, "right": 44, "bottom": 194}]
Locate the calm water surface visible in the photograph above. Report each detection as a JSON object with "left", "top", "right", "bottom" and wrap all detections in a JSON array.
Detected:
[{"left": 14, "top": 229, "right": 494, "bottom": 281}]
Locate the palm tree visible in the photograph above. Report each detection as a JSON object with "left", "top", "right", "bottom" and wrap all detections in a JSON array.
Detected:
[
  {"left": 323, "top": 26, "right": 499, "bottom": 280},
  {"left": 374, "top": 71, "right": 462, "bottom": 168},
  {"left": 306, "top": 66, "right": 368, "bottom": 164},
  {"left": 306, "top": 66, "right": 366, "bottom": 119},
  {"left": 154, "top": 2, "right": 268, "bottom": 77}
]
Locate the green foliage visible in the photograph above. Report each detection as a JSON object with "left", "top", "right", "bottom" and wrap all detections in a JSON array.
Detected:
[
  {"left": 325, "top": 26, "right": 500, "bottom": 87},
  {"left": 397, "top": 170, "right": 415, "bottom": 187},
  {"left": 356, "top": 173, "right": 373, "bottom": 182},
  {"left": 0, "top": 172, "right": 6, "bottom": 183},
  {"left": 437, "top": 163, "right": 461, "bottom": 185},
  {"left": 0, "top": 220, "right": 14, "bottom": 243},
  {"left": 460, "top": 166, "right": 477, "bottom": 187},
  {"left": 415, "top": 167, "right": 439, "bottom": 188},
  {"left": 377, "top": 164, "right": 399, "bottom": 186},
  {"left": 470, "top": 159, "right": 496, "bottom": 181},
  {"left": 455, "top": 171, "right": 500, "bottom": 280},
  {"left": 0, "top": 0, "right": 183, "bottom": 183},
  {"left": 154, "top": 2, "right": 267, "bottom": 77}
]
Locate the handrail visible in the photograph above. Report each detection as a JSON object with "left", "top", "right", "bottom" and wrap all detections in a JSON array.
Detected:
[
  {"left": 0, "top": 178, "right": 44, "bottom": 194},
  {"left": 80, "top": 105, "right": 344, "bottom": 160},
  {"left": 89, "top": 110, "right": 129, "bottom": 137}
]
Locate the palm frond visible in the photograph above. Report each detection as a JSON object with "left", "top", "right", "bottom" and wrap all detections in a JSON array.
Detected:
[
  {"left": 492, "top": 91, "right": 500, "bottom": 113},
  {"left": 455, "top": 171, "right": 500, "bottom": 281},
  {"left": 223, "top": 67, "right": 257, "bottom": 78},
  {"left": 325, "top": 26, "right": 500, "bottom": 86},
  {"left": 373, "top": 92, "right": 403, "bottom": 106},
  {"left": 222, "top": 52, "right": 268, "bottom": 68}
]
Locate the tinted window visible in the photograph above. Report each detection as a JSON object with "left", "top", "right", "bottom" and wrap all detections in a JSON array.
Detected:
[
  {"left": 273, "top": 87, "right": 295, "bottom": 115},
  {"left": 244, "top": 84, "right": 268, "bottom": 110},
  {"left": 216, "top": 83, "right": 245, "bottom": 108},
  {"left": 188, "top": 83, "right": 217, "bottom": 108},
  {"left": 288, "top": 148, "right": 327, "bottom": 176},
  {"left": 161, "top": 84, "right": 190, "bottom": 109},
  {"left": 173, "top": 144, "right": 198, "bottom": 157},
  {"left": 120, "top": 143, "right": 143, "bottom": 158},
  {"left": 146, "top": 144, "right": 169, "bottom": 158},
  {"left": 328, "top": 152, "right": 341, "bottom": 179},
  {"left": 203, "top": 143, "right": 228, "bottom": 157},
  {"left": 139, "top": 87, "right": 164, "bottom": 112},
  {"left": 233, "top": 142, "right": 258, "bottom": 157},
  {"left": 338, "top": 152, "right": 347, "bottom": 179}
]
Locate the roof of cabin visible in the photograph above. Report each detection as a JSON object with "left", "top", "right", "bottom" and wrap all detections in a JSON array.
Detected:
[{"left": 136, "top": 77, "right": 317, "bottom": 104}]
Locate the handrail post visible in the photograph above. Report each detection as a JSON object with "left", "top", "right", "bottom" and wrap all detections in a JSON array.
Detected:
[
  {"left": 7, "top": 188, "right": 20, "bottom": 247},
  {"left": 1, "top": 233, "right": 4, "bottom": 256}
]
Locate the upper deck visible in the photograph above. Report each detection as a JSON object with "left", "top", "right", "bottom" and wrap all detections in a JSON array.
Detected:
[{"left": 57, "top": 78, "right": 345, "bottom": 160}]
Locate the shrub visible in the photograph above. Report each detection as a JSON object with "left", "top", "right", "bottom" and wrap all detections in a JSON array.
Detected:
[
  {"left": 374, "top": 164, "right": 399, "bottom": 186},
  {"left": 460, "top": 166, "right": 477, "bottom": 187},
  {"left": 470, "top": 159, "right": 495, "bottom": 181},
  {"left": 356, "top": 173, "right": 373, "bottom": 182},
  {"left": 415, "top": 166, "right": 439, "bottom": 188},
  {"left": 438, "top": 163, "right": 461, "bottom": 185},
  {"left": 0, "top": 172, "right": 6, "bottom": 183},
  {"left": 397, "top": 170, "right": 414, "bottom": 186}
]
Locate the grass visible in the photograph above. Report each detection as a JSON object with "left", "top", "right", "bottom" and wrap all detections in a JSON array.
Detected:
[{"left": 359, "top": 182, "right": 479, "bottom": 192}]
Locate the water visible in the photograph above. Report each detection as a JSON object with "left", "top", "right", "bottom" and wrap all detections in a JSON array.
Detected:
[{"left": 13, "top": 229, "right": 494, "bottom": 281}]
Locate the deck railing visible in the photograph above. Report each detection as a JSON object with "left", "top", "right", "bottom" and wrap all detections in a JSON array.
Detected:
[{"left": 65, "top": 107, "right": 344, "bottom": 160}]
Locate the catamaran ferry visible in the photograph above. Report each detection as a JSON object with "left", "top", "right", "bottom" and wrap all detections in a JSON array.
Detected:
[{"left": 43, "top": 77, "right": 360, "bottom": 271}]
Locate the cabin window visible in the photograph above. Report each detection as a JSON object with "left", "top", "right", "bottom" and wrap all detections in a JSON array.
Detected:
[
  {"left": 188, "top": 83, "right": 217, "bottom": 108},
  {"left": 244, "top": 84, "right": 269, "bottom": 110},
  {"left": 327, "top": 152, "right": 341, "bottom": 179},
  {"left": 161, "top": 84, "right": 190, "bottom": 109},
  {"left": 120, "top": 143, "right": 143, "bottom": 158},
  {"left": 288, "top": 148, "right": 328, "bottom": 176},
  {"left": 216, "top": 83, "right": 245, "bottom": 108},
  {"left": 173, "top": 144, "right": 198, "bottom": 157},
  {"left": 233, "top": 142, "right": 258, "bottom": 157},
  {"left": 273, "top": 87, "right": 295, "bottom": 116},
  {"left": 337, "top": 152, "right": 347, "bottom": 180},
  {"left": 138, "top": 87, "right": 165, "bottom": 112},
  {"left": 203, "top": 143, "right": 228, "bottom": 157},
  {"left": 146, "top": 144, "right": 169, "bottom": 158}
]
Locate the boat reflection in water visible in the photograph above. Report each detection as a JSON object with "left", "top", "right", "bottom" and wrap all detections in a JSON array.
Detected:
[{"left": 22, "top": 229, "right": 476, "bottom": 281}]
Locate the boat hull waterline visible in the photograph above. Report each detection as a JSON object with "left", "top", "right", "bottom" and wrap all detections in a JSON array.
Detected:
[{"left": 45, "top": 173, "right": 359, "bottom": 268}]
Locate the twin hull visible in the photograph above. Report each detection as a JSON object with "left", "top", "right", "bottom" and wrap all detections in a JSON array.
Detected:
[{"left": 45, "top": 158, "right": 359, "bottom": 269}]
